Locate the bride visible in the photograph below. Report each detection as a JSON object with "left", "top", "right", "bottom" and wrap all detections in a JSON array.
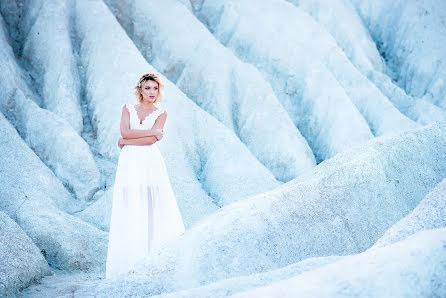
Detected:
[{"left": 105, "top": 73, "right": 185, "bottom": 279}]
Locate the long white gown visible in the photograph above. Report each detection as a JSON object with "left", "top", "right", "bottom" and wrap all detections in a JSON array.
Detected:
[{"left": 105, "top": 103, "right": 185, "bottom": 279}]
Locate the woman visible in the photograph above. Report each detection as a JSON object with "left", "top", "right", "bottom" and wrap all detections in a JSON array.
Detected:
[{"left": 105, "top": 73, "right": 185, "bottom": 279}]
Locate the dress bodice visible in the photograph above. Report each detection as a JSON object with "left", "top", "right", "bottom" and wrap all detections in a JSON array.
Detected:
[{"left": 123, "top": 104, "right": 164, "bottom": 130}]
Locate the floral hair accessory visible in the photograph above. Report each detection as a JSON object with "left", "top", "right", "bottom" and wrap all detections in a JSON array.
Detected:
[{"left": 138, "top": 73, "right": 158, "bottom": 88}]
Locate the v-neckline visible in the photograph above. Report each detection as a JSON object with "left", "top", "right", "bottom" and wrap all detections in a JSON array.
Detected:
[{"left": 134, "top": 104, "right": 158, "bottom": 124}]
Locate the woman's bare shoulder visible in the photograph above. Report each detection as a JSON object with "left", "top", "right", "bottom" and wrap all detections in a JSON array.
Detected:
[
  {"left": 121, "top": 103, "right": 132, "bottom": 112},
  {"left": 158, "top": 109, "right": 167, "bottom": 119}
]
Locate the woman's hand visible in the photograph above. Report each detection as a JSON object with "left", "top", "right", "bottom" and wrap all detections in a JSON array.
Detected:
[
  {"left": 154, "top": 128, "right": 164, "bottom": 140},
  {"left": 118, "top": 137, "right": 125, "bottom": 149}
]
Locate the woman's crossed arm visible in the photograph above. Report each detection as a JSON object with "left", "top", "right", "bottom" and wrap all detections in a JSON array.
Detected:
[
  {"left": 119, "top": 105, "right": 163, "bottom": 139},
  {"left": 118, "top": 109, "right": 168, "bottom": 148}
]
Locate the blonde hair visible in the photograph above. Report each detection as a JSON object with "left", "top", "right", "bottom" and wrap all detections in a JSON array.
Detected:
[{"left": 133, "top": 73, "right": 164, "bottom": 104}]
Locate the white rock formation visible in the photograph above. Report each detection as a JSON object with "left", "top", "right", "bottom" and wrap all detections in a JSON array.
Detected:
[
  {"left": 369, "top": 71, "right": 446, "bottom": 125},
  {"left": 234, "top": 228, "right": 446, "bottom": 297},
  {"left": 0, "top": 112, "right": 107, "bottom": 271},
  {"left": 105, "top": 0, "right": 316, "bottom": 182},
  {"left": 73, "top": 0, "right": 280, "bottom": 227},
  {"left": 62, "top": 122, "right": 445, "bottom": 295},
  {"left": 284, "top": 0, "right": 446, "bottom": 126},
  {"left": 188, "top": 0, "right": 419, "bottom": 161},
  {"left": 0, "top": 15, "right": 101, "bottom": 201},
  {"left": 374, "top": 178, "right": 446, "bottom": 248},
  {"left": 351, "top": 0, "right": 446, "bottom": 109},
  {"left": 0, "top": 0, "right": 444, "bottom": 296},
  {"left": 77, "top": 187, "right": 113, "bottom": 232},
  {"left": 152, "top": 255, "right": 343, "bottom": 297},
  {"left": 285, "top": 0, "right": 385, "bottom": 75},
  {"left": 18, "top": 0, "right": 84, "bottom": 133},
  {"left": 34, "top": 122, "right": 446, "bottom": 296},
  {"left": 0, "top": 211, "right": 51, "bottom": 297},
  {"left": 178, "top": 177, "right": 445, "bottom": 297}
]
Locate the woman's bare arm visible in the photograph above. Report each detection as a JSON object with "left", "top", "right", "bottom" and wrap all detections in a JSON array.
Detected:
[
  {"left": 119, "top": 110, "right": 168, "bottom": 148},
  {"left": 151, "top": 110, "right": 168, "bottom": 135},
  {"left": 121, "top": 136, "right": 158, "bottom": 146},
  {"left": 119, "top": 105, "right": 163, "bottom": 139}
]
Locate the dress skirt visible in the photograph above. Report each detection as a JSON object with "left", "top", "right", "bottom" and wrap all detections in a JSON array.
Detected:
[{"left": 105, "top": 143, "right": 185, "bottom": 279}]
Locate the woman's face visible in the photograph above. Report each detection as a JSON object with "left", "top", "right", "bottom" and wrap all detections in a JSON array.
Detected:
[{"left": 141, "top": 79, "right": 159, "bottom": 103}]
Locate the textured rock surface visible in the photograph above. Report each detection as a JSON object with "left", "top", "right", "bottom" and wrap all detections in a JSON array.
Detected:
[
  {"left": 160, "top": 177, "right": 446, "bottom": 297},
  {"left": 369, "top": 70, "right": 446, "bottom": 125},
  {"left": 73, "top": 0, "right": 280, "bottom": 227},
  {"left": 351, "top": 0, "right": 446, "bottom": 109},
  {"left": 34, "top": 122, "right": 445, "bottom": 296},
  {"left": 0, "top": 0, "right": 445, "bottom": 296},
  {"left": 285, "top": 0, "right": 385, "bottom": 75},
  {"left": 234, "top": 228, "right": 446, "bottom": 297},
  {"left": 19, "top": 0, "right": 83, "bottom": 133},
  {"left": 284, "top": 0, "right": 446, "bottom": 126},
  {"left": 155, "top": 255, "right": 343, "bottom": 297},
  {"left": 0, "top": 14, "right": 101, "bottom": 201},
  {"left": 77, "top": 188, "right": 113, "bottom": 232},
  {"left": 122, "top": 122, "right": 446, "bottom": 293},
  {"left": 189, "top": 0, "right": 419, "bottom": 160},
  {"left": 0, "top": 112, "right": 107, "bottom": 271},
  {"left": 105, "top": 0, "right": 316, "bottom": 182},
  {"left": 0, "top": 211, "right": 51, "bottom": 297},
  {"left": 374, "top": 178, "right": 446, "bottom": 248}
]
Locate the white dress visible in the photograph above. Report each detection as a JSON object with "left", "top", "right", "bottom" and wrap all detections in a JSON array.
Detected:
[{"left": 105, "top": 103, "right": 185, "bottom": 279}]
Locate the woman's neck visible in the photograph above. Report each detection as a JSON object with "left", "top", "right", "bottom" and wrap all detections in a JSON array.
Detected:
[{"left": 140, "top": 101, "right": 155, "bottom": 109}]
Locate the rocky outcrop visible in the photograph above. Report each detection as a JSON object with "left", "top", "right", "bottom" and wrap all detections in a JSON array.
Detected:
[{"left": 0, "top": 211, "right": 51, "bottom": 297}]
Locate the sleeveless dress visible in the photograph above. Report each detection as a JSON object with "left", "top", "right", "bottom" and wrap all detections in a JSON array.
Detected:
[{"left": 105, "top": 103, "right": 185, "bottom": 279}]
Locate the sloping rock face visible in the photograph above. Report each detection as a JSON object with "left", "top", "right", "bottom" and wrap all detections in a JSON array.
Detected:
[
  {"left": 285, "top": 0, "right": 386, "bottom": 75},
  {"left": 73, "top": 0, "right": 280, "bottom": 227},
  {"left": 52, "top": 122, "right": 446, "bottom": 296},
  {"left": 187, "top": 0, "right": 419, "bottom": 161},
  {"left": 234, "top": 228, "right": 446, "bottom": 298},
  {"left": 351, "top": 0, "right": 446, "bottom": 109},
  {"left": 145, "top": 255, "right": 343, "bottom": 297},
  {"left": 127, "top": 122, "right": 445, "bottom": 292},
  {"left": 156, "top": 177, "right": 446, "bottom": 297},
  {"left": 282, "top": 0, "right": 446, "bottom": 125},
  {"left": 0, "top": 13, "right": 101, "bottom": 201},
  {"left": 18, "top": 0, "right": 84, "bottom": 134},
  {"left": 0, "top": 211, "right": 51, "bottom": 297},
  {"left": 0, "top": 0, "right": 445, "bottom": 296},
  {"left": 77, "top": 187, "right": 114, "bottom": 232},
  {"left": 23, "top": 173, "right": 446, "bottom": 297},
  {"left": 368, "top": 70, "right": 446, "bottom": 125},
  {"left": 105, "top": 0, "right": 316, "bottom": 182},
  {"left": 0, "top": 112, "right": 108, "bottom": 271},
  {"left": 374, "top": 178, "right": 446, "bottom": 248}
]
